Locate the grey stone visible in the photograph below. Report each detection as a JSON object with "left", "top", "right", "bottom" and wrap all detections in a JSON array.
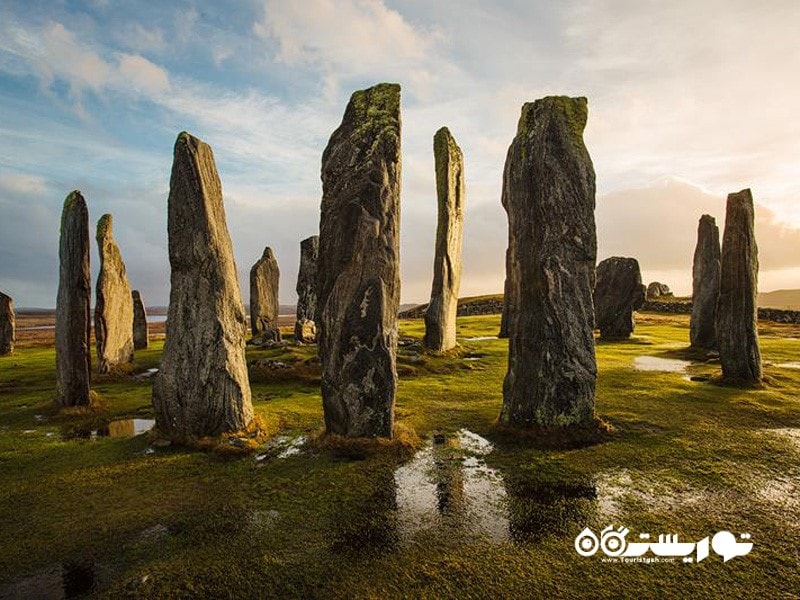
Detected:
[
  {"left": 132, "top": 290, "right": 149, "bottom": 350},
  {"left": 594, "top": 257, "right": 646, "bottom": 339},
  {"left": 689, "top": 215, "right": 721, "bottom": 349},
  {"left": 0, "top": 291, "right": 13, "bottom": 355},
  {"left": 95, "top": 214, "right": 134, "bottom": 373},
  {"left": 152, "top": 132, "right": 254, "bottom": 438},
  {"left": 250, "top": 247, "right": 281, "bottom": 343},
  {"left": 646, "top": 281, "right": 673, "bottom": 299},
  {"left": 55, "top": 191, "right": 92, "bottom": 407},
  {"left": 424, "top": 127, "right": 465, "bottom": 352},
  {"left": 499, "top": 97, "right": 597, "bottom": 429},
  {"left": 317, "top": 83, "right": 401, "bottom": 438},
  {"left": 715, "top": 189, "right": 762, "bottom": 383},
  {"left": 294, "top": 235, "right": 319, "bottom": 342},
  {"left": 499, "top": 249, "right": 511, "bottom": 339}
]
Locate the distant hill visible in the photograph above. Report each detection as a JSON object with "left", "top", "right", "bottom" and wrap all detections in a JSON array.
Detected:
[{"left": 758, "top": 289, "right": 800, "bottom": 310}]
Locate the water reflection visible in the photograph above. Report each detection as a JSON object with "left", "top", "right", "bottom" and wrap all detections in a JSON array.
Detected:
[
  {"left": 62, "top": 418, "right": 154, "bottom": 440},
  {"left": 633, "top": 356, "right": 693, "bottom": 373},
  {"left": 0, "top": 562, "right": 96, "bottom": 599}
]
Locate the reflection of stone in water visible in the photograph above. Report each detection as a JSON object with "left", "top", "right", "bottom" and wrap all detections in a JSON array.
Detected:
[
  {"left": 462, "top": 336, "right": 498, "bottom": 342},
  {"left": 0, "top": 562, "right": 96, "bottom": 599},
  {"left": 633, "top": 356, "right": 692, "bottom": 373},
  {"left": 99, "top": 419, "right": 155, "bottom": 438}
]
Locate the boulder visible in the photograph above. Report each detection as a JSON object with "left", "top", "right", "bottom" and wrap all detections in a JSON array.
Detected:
[
  {"left": 499, "top": 97, "right": 597, "bottom": 429},
  {"left": 55, "top": 191, "right": 92, "bottom": 407},
  {"left": 423, "top": 127, "right": 465, "bottom": 351},
  {"left": 317, "top": 83, "right": 401, "bottom": 438},
  {"left": 594, "top": 257, "right": 646, "bottom": 339},
  {"left": 646, "top": 281, "right": 673, "bottom": 299},
  {"left": 94, "top": 214, "right": 134, "bottom": 372},
  {"left": 152, "top": 132, "right": 254, "bottom": 438}
]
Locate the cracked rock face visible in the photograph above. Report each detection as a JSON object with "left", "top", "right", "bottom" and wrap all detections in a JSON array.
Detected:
[
  {"left": 250, "top": 246, "right": 281, "bottom": 343},
  {"left": 499, "top": 248, "right": 512, "bottom": 339},
  {"left": 95, "top": 214, "right": 134, "bottom": 373},
  {"left": 715, "top": 189, "right": 762, "bottom": 383},
  {"left": 55, "top": 191, "right": 92, "bottom": 407},
  {"left": 500, "top": 96, "right": 597, "bottom": 429},
  {"left": 0, "top": 291, "right": 14, "bottom": 355},
  {"left": 594, "top": 257, "right": 646, "bottom": 340},
  {"left": 317, "top": 83, "right": 401, "bottom": 438},
  {"left": 689, "top": 215, "right": 721, "bottom": 349},
  {"left": 295, "top": 235, "right": 319, "bottom": 343},
  {"left": 152, "top": 132, "right": 253, "bottom": 438},
  {"left": 646, "top": 281, "right": 672, "bottom": 299},
  {"left": 424, "top": 127, "right": 465, "bottom": 352},
  {"left": 132, "top": 290, "right": 149, "bottom": 350}
]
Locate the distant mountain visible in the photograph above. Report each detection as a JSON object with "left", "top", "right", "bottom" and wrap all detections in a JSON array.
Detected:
[{"left": 758, "top": 289, "right": 800, "bottom": 310}]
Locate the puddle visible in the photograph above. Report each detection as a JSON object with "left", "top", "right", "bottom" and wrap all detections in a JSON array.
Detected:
[
  {"left": 633, "top": 356, "right": 693, "bottom": 373},
  {"left": 463, "top": 357, "right": 482, "bottom": 362},
  {"left": 462, "top": 336, "right": 498, "bottom": 342},
  {"left": 134, "top": 368, "right": 159, "bottom": 380},
  {"left": 776, "top": 362, "right": 800, "bottom": 370},
  {"left": 63, "top": 418, "right": 155, "bottom": 440},
  {"left": 0, "top": 562, "right": 97, "bottom": 599},
  {"left": 255, "top": 435, "right": 307, "bottom": 462}
]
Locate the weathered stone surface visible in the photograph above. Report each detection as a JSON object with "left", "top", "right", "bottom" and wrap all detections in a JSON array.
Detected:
[
  {"left": 500, "top": 97, "right": 597, "bottom": 429},
  {"left": 94, "top": 214, "right": 134, "bottom": 373},
  {"left": 55, "top": 191, "right": 92, "bottom": 407},
  {"left": 594, "top": 257, "right": 646, "bottom": 340},
  {"left": 689, "top": 215, "right": 721, "bottom": 349},
  {"left": 0, "top": 291, "right": 14, "bottom": 355},
  {"left": 132, "top": 290, "right": 149, "bottom": 350},
  {"left": 646, "top": 281, "right": 673, "bottom": 299},
  {"left": 317, "top": 83, "right": 401, "bottom": 438},
  {"left": 250, "top": 247, "right": 281, "bottom": 343},
  {"left": 295, "top": 235, "right": 319, "bottom": 343},
  {"left": 424, "top": 127, "right": 465, "bottom": 352},
  {"left": 499, "top": 249, "right": 511, "bottom": 338},
  {"left": 152, "top": 132, "right": 253, "bottom": 438},
  {"left": 715, "top": 189, "right": 762, "bottom": 383}
]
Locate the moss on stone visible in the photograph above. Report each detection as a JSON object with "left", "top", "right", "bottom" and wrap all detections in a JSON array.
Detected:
[{"left": 96, "top": 214, "right": 113, "bottom": 242}]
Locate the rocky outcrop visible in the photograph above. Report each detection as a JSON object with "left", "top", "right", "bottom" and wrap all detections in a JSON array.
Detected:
[
  {"left": 424, "top": 127, "right": 465, "bottom": 352},
  {"left": 295, "top": 235, "right": 319, "bottom": 343},
  {"left": 0, "top": 291, "right": 14, "bottom": 355},
  {"left": 132, "top": 290, "right": 149, "bottom": 350},
  {"left": 500, "top": 96, "right": 597, "bottom": 429},
  {"left": 594, "top": 257, "right": 646, "bottom": 339},
  {"left": 646, "top": 282, "right": 673, "bottom": 299},
  {"left": 317, "top": 83, "right": 401, "bottom": 438},
  {"left": 250, "top": 247, "right": 281, "bottom": 343},
  {"left": 715, "top": 189, "right": 762, "bottom": 383},
  {"left": 152, "top": 132, "right": 253, "bottom": 438},
  {"left": 689, "top": 215, "right": 721, "bottom": 349},
  {"left": 94, "top": 214, "right": 134, "bottom": 373},
  {"left": 55, "top": 191, "right": 92, "bottom": 407}
]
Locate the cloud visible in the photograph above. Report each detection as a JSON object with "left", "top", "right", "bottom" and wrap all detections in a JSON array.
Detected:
[
  {"left": 116, "top": 53, "right": 170, "bottom": 94},
  {"left": 0, "top": 172, "right": 48, "bottom": 195}
]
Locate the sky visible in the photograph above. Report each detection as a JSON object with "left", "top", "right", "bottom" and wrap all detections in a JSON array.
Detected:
[{"left": 0, "top": 0, "right": 798, "bottom": 308}]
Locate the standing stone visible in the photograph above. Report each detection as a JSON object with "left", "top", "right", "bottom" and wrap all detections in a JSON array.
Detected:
[
  {"left": 95, "top": 214, "right": 134, "bottom": 373},
  {"left": 249, "top": 247, "right": 281, "bottom": 343},
  {"left": 0, "top": 291, "right": 14, "bottom": 355},
  {"left": 295, "top": 235, "right": 319, "bottom": 343},
  {"left": 646, "top": 282, "right": 673, "bottom": 299},
  {"left": 424, "top": 127, "right": 465, "bottom": 352},
  {"left": 55, "top": 191, "right": 92, "bottom": 407},
  {"left": 318, "top": 82, "right": 401, "bottom": 438},
  {"left": 132, "top": 290, "right": 149, "bottom": 350},
  {"left": 152, "top": 132, "right": 253, "bottom": 438},
  {"left": 689, "top": 215, "right": 721, "bottom": 349},
  {"left": 500, "top": 97, "right": 597, "bottom": 429},
  {"left": 715, "top": 189, "right": 762, "bottom": 383},
  {"left": 594, "top": 257, "right": 646, "bottom": 340},
  {"left": 499, "top": 249, "right": 512, "bottom": 338}
]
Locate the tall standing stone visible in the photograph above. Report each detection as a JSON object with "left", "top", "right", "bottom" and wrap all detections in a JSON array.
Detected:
[
  {"left": 424, "top": 127, "right": 465, "bottom": 352},
  {"left": 0, "top": 291, "right": 14, "bottom": 355},
  {"left": 295, "top": 235, "right": 319, "bottom": 343},
  {"left": 249, "top": 247, "right": 281, "bottom": 343},
  {"left": 55, "top": 191, "right": 92, "bottom": 407},
  {"left": 715, "top": 189, "right": 762, "bottom": 383},
  {"left": 594, "top": 257, "right": 646, "bottom": 340},
  {"left": 95, "top": 214, "right": 134, "bottom": 373},
  {"left": 499, "top": 249, "right": 512, "bottom": 339},
  {"left": 132, "top": 290, "right": 149, "bottom": 350},
  {"left": 500, "top": 97, "right": 597, "bottom": 429},
  {"left": 690, "top": 215, "right": 721, "bottom": 349},
  {"left": 152, "top": 132, "right": 253, "bottom": 438},
  {"left": 317, "top": 83, "right": 401, "bottom": 438}
]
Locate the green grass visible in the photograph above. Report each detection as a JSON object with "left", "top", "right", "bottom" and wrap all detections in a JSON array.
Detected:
[{"left": 0, "top": 314, "right": 798, "bottom": 598}]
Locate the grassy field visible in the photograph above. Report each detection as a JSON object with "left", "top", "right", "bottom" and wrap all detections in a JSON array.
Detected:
[{"left": 0, "top": 313, "right": 799, "bottom": 598}]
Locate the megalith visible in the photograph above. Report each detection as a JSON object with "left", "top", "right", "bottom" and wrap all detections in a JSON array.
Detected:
[
  {"left": 250, "top": 247, "right": 281, "bottom": 343},
  {"left": 295, "top": 235, "right": 319, "bottom": 343},
  {"left": 689, "top": 215, "right": 721, "bottom": 349},
  {"left": 132, "top": 290, "right": 149, "bottom": 350},
  {"left": 0, "top": 291, "right": 14, "bottom": 355},
  {"left": 594, "top": 257, "right": 646, "bottom": 340}
]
